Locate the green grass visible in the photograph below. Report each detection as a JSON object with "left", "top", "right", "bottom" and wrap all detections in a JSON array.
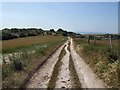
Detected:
[
  {"left": 2, "top": 36, "right": 67, "bottom": 88},
  {"left": 74, "top": 38, "right": 120, "bottom": 88}
]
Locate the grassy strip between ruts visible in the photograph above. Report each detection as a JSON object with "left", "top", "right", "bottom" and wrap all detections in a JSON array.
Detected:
[
  {"left": 74, "top": 38, "right": 120, "bottom": 88},
  {"left": 68, "top": 41, "right": 81, "bottom": 88},
  {"left": 69, "top": 53, "right": 81, "bottom": 88},
  {"left": 2, "top": 36, "right": 67, "bottom": 88},
  {"left": 47, "top": 44, "right": 66, "bottom": 89}
]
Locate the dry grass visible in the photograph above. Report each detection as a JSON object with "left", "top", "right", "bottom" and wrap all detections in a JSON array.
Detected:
[
  {"left": 2, "top": 35, "right": 67, "bottom": 88},
  {"left": 74, "top": 38, "right": 120, "bottom": 88},
  {"left": 90, "top": 40, "right": 119, "bottom": 46},
  {"left": 2, "top": 35, "right": 65, "bottom": 49}
]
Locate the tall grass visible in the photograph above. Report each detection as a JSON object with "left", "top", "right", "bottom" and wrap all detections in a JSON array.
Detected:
[
  {"left": 2, "top": 35, "right": 65, "bottom": 53},
  {"left": 74, "top": 38, "right": 120, "bottom": 88},
  {"left": 2, "top": 35, "right": 67, "bottom": 88}
]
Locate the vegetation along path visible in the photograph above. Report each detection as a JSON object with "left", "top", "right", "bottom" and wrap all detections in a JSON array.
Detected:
[{"left": 26, "top": 38, "right": 107, "bottom": 88}]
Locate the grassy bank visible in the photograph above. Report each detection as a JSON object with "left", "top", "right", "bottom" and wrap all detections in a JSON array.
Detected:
[
  {"left": 2, "top": 35, "right": 67, "bottom": 88},
  {"left": 74, "top": 38, "right": 120, "bottom": 88}
]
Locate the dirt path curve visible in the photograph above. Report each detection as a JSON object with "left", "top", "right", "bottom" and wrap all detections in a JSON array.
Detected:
[
  {"left": 26, "top": 41, "right": 67, "bottom": 88},
  {"left": 26, "top": 38, "right": 107, "bottom": 88},
  {"left": 70, "top": 38, "right": 106, "bottom": 88},
  {"left": 55, "top": 41, "right": 72, "bottom": 88}
]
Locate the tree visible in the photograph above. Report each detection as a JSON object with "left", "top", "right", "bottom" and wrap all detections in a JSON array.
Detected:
[
  {"left": 50, "top": 29, "right": 55, "bottom": 33},
  {"left": 19, "top": 33, "right": 26, "bottom": 37},
  {"left": 62, "top": 31, "right": 68, "bottom": 36},
  {"left": 2, "top": 29, "right": 13, "bottom": 40},
  {"left": 57, "top": 28, "right": 64, "bottom": 34}
]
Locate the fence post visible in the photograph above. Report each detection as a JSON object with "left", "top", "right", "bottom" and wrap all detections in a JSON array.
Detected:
[
  {"left": 109, "top": 34, "right": 112, "bottom": 48},
  {"left": 88, "top": 35, "right": 90, "bottom": 44},
  {"left": 94, "top": 35, "right": 96, "bottom": 45}
]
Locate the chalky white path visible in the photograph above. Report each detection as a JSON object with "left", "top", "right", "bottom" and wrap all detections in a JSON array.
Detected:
[{"left": 55, "top": 41, "right": 72, "bottom": 88}]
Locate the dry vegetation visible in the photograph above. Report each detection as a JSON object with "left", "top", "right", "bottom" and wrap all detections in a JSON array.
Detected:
[
  {"left": 88, "top": 39, "right": 119, "bottom": 46},
  {"left": 2, "top": 35, "right": 64, "bottom": 49},
  {"left": 2, "top": 35, "right": 67, "bottom": 88},
  {"left": 74, "top": 38, "right": 120, "bottom": 88}
]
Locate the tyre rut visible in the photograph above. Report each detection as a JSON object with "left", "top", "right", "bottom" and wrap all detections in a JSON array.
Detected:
[
  {"left": 27, "top": 38, "right": 106, "bottom": 89},
  {"left": 48, "top": 39, "right": 81, "bottom": 89}
]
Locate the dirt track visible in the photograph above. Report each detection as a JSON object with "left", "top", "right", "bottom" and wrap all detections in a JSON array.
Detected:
[{"left": 26, "top": 38, "right": 106, "bottom": 88}]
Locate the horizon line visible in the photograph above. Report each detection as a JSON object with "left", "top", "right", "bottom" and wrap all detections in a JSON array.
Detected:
[{"left": 1, "top": 27, "right": 119, "bottom": 34}]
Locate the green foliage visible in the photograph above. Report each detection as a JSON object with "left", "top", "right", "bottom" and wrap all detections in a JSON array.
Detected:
[
  {"left": 1, "top": 28, "right": 74, "bottom": 40},
  {"left": 2, "top": 29, "right": 17, "bottom": 40},
  {"left": 2, "top": 28, "right": 44, "bottom": 40},
  {"left": 2, "top": 64, "right": 13, "bottom": 80},
  {"left": 12, "top": 58, "right": 23, "bottom": 71},
  {"left": 106, "top": 48, "right": 119, "bottom": 63},
  {"left": 21, "top": 50, "right": 28, "bottom": 59},
  {"left": 19, "top": 33, "right": 26, "bottom": 37},
  {"left": 89, "top": 35, "right": 94, "bottom": 40}
]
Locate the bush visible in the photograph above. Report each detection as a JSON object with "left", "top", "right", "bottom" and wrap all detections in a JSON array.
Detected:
[
  {"left": 12, "top": 57, "right": 23, "bottom": 71},
  {"left": 22, "top": 50, "right": 28, "bottom": 59},
  {"left": 19, "top": 33, "right": 26, "bottom": 37},
  {"left": 107, "top": 48, "right": 118, "bottom": 63}
]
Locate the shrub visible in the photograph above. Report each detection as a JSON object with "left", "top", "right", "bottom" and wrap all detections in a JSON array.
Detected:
[
  {"left": 107, "top": 48, "right": 118, "bottom": 63},
  {"left": 2, "top": 64, "right": 13, "bottom": 80},
  {"left": 19, "top": 33, "right": 26, "bottom": 37},
  {"left": 12, "top": 57, "right": 23, "bottom": 71},
  {"left": 22, "top": 50, "right": 28, "bottom": 59}
]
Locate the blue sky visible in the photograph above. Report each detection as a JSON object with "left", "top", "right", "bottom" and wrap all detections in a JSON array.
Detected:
[{"left": 2, "top": 2, "right": 118, "bottom": 34}]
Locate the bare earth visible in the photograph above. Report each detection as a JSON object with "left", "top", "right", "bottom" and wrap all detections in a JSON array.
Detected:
[
  {"left": 55, "top": 41, "right": 72, "bottom": 88},
  {"left": 26, "top": 38, "right": 106, "bottom": 88}
]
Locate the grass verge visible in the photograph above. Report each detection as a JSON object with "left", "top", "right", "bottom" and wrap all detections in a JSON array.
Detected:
[
  {"left": 74, "top": 38, "right": 120, "bottom": 88},
  {"left": 67, "top": 41, "right": 81, "bottom": 88}
]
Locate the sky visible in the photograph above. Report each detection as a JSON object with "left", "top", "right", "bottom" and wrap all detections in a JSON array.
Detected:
[{"left": 2, "top": 2, "right": 118, "bottom": 34}]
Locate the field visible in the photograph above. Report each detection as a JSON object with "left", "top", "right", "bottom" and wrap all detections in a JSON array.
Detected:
[
  {"left": 2, "top": 35, "right": 67, "bottom": 88},
  {"left": 74, "top": 38, "right": 120, "bottom": 88},
  {"left": 2, "top": 35, "right": 66, "bottom": 53}
]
